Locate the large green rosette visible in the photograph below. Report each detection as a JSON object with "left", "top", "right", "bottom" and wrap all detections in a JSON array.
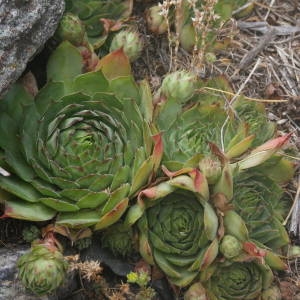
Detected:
[
  {"left": 154, "top": 73, "right": 276, "bottom": 172},
  {"left": 0, "top": 42, "right": 161, "bottom": 230},
  {"left": 127, "top": 170, "right": 219, "bottom": 287}
]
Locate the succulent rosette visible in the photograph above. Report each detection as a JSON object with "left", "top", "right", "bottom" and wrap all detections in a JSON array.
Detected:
[
  {"left": 110, "top": 30, "right": 143, "bottom": 62},
  {"left": 101, "top": 222, "right": 134, "bottom": 257},
  {"left": 232, "top": 172, "right": 290, "bottom": 249},
  {"left": 153, "top": 73, "right": 278, "bottom": 172},
  {"left": 64, "top": 0, "right": 132, "bottom": 49},
  {"left": 126, "top": 170, "right": 219, "bottom": 287},
  {"left": 17, "top": 237, "right": 68, "bottom": 295},
  {"left": 203, "top": 260, "right": 273, "bottom": 300},
  {"left": 0, "top": 42, "right": 162, "bottom": 230},
  {"left": 55, "top": 13, "right": 88, "bottom": 46}
]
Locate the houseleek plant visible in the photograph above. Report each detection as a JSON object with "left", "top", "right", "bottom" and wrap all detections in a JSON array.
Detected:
[
  {"left": 0, "top": 41, "right": 162, "bottom": 230},
  {"left": 126, "top": 169, "right": 219, "bottom": 287},
  {"left": 17, "top": 234, "right": 68, "bottom": 296}
]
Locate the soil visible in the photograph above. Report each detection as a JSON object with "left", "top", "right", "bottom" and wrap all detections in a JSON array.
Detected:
[{"left": 1, "top": 0, "right": 300, "bottom": 299}]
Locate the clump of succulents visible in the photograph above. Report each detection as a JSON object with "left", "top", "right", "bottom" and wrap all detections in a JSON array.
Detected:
[
  {"left": 0, "top": 41, "right": 162, "bottom": 230},
  {"left": 125, "top": 69, "right": 291, "bottom": 295},
  {"left": 127, "top": 270, "right": 156, "bottom": 300},
  {"left": 0, "top": 22, "right": 295, "bottom": 299},
  {"left": 109, "top": 30, "right": 143, "bottom": 62},
  {"left": 17, "top": 235, "right": 68, "bottom": 296},
  {"left": 101, "top": 222, "right": 134, "bottom": 257}
]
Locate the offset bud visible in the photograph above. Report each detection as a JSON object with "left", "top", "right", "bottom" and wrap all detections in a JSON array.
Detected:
[
  {"left": 161, "top": 70, "right": 196, "bottom": 102},
  {"left": 17, "top": 241, "right": 68, "bottom": 295},
  {"left": 56, "top": 13, "right": 86, "bottom": 46},
  {"left": 22, "top": 225, "right": 40, "bottom": 243},
  {"left": 179, "top": 24, "right": 196, "bottom": 52},
  {"left": 199, "top": 157, "right": 221, "bottom": 184},
  {"left": 220, "top": 235, "right": 242, "bottom": 259},
  {"left": 261, "top": 285, "right": 281, "bottom": 300},
  {"left": 110, "top": 30, "right": 143, "bottom": 62},
  {"left": 101, "top": 223, "right": 133, "bottom": 257},
  {"left": 146, "top": 5, "right": 168, "bottom": 34},
  {"left": 205, "top": 52, "right": 217, "bottom": 64}
]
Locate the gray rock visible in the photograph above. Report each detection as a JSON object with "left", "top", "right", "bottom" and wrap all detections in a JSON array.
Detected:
[{"left": 0, "top": 0, "right": 65, "bottom": 96}]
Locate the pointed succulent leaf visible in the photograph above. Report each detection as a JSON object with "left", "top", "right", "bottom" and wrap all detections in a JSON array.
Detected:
[
  {"left": 97, "top": 48, "right": 131, "bottom": 80},
  {"left": 213, "top": 163, "right": 233, "bottom": 201},
  {"left": 3, "top": 200, "right": 55, "bottom": 221},
  {"left": 73, "top": 71, "right": 109, "bottom": 95},
  {"left": 224, "top": 210, "right": 249, "bottom": 242},
  {"left": 236, "top": 134, "right": 291, "bottom": 170},
  {"left": 56, "top": 210, "right": 103, "bottom": 227},
  {"left": 226, "top": 135, "right": 255, "bottom": 159},
  {"left": 47, "top": 41, "right": 83, "bottom": 84},
  {"left": 264, "top": 250, "right": 287, "bottom": 271},
  {"left": 139, "top": 79, "right": 154, "bottom": 123}
]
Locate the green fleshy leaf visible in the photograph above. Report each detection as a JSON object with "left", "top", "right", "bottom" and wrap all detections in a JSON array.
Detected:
[
  {"left": 4, "top": 199, "right": 55, "bottom": 221},
  {"left": 98, "top": 48, "right": 131, "bottom": 80},
  {"left": 73, "top": 71, "right": 109, "bottom": 95},
  {"left": 110, "top": 165, "right": 130, "bottom": 191},
  {"left": 77, "top": 191, "right": 109, "bottom": 209},
  {"left": 47, "top": 41, "right": 83, "bottom": 84},
  {"left": 130, "top": 157, "right": 154, "bottom": 196},
  {"left": 204, "top": 203, "right": 218, "bottom": 241},
  {"left": 94, "top": 197, "right": 129, "bottom": 230},
  {"left": 101, "top": 184, "right": 130, "bottom": 215},
  {"left": 56, "top": 210, "right": 102, "bottom": 227},
  {"left": 110, "top": 76, "right": 140, "bottom": 103},
  {"left": 40, "top": 197, "right": 80, "bottom": 212},
  {"left": 139, "top": 80, "right": 153, "bottom": 122},
  {"left": 0, "top": 176, "right": 41, "bottom": 202}
]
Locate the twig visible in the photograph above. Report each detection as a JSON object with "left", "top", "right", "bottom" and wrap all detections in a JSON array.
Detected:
[
  {"left": 264, "top": 0, "right": 275, "bottom": 21},
  {"left": 238, "top": 28, "right": 276, "bottom": 70},
  {"left": 285, "top": 175, "right": 300, "bottom": 229},
  {"left": 220, "top": 58, "right": 262, "bottom": 150},
  {"left": 237, "top": 21, "right": 300, "bottom": 36},
  {"left": 199, "top": 87, "right": 288, "bottom": 103}
]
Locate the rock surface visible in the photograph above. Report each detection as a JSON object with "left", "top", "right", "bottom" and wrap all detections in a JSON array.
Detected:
[{"left": 0, "top": 0, "right": 65, "bottom": 96}]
